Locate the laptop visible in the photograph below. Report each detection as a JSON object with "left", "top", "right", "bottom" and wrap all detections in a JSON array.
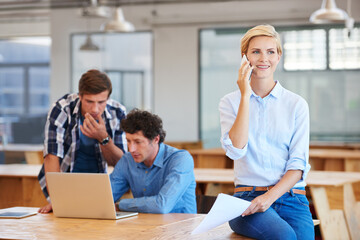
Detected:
[{"left": 46, "top": 172, "right": 138, "bottom": 220}]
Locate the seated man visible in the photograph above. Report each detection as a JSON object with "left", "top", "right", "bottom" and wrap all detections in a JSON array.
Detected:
[
  {"left": 110, "top": 109, "right": 197, "bottom": 213},
  {"left": 38, "top": 69, "right": 127, "bottom": 213}
]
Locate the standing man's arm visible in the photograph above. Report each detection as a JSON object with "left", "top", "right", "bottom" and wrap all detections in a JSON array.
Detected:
[
  {"left": 99, "top": 138, "right": 124, "bottom": 166},
  {"left": 38, "top": 154, "right": 60, "bottom": 213},
  {"left": 38, "top": 96, "right": 72, "bottom": 214},
  {"left": 80, "top": 113, "right": 124, "bottom": 166},
  {"left": 44, "top": 154, "right": 60, "bottom": 172}
]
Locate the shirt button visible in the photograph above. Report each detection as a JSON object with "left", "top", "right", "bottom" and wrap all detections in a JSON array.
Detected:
[
  {"left": 143, "top": 188, "right": 146, "bottom": 191},
  {"left": 145, "top": 171, "right": 148, "bottom": 174}
]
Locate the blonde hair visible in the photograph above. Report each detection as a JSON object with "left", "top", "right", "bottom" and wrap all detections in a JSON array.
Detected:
[{"left": 241, "top": 24, "right": 282, "bottom": 56}]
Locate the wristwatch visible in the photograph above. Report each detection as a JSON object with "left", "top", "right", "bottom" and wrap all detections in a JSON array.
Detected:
[{"left": 100, "top": 136, "right": 110, "bottom": 145}]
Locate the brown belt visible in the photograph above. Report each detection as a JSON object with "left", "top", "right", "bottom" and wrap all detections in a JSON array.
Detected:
[{"left": 234, "top": 186, "right": 306, "bottom": 195}]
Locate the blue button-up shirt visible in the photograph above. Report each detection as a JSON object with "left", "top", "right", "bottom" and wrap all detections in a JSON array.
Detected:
[
  {"left": 219, "top": 81, "right": 310, "bottom": 188},
  {"left": 110, "top": 143, "right": 197, "bottom": 213}
]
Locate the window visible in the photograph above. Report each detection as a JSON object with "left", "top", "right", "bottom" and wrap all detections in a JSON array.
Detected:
[
  {"left": 71, "top": 32, "right": 152, "bottom": 112},
  {"left": 0, "top": 37, "right": 50, "bottom": 144},
  {"left": 200, "top": 25, "right": 360, "bottom": 148},
  {"left": 329, "top": 28, "right": 360, "bottom": 69},
  {"left": 283, "top": 29, "right": 326, "bottom": 70}
]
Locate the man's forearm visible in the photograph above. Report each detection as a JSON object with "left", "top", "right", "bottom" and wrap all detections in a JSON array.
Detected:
[
  {"left": 44, "top": 154, "right": 60, "bottom": 172},
  {"left": 100, "top": 138, "right": 124, "bottom": 166}
]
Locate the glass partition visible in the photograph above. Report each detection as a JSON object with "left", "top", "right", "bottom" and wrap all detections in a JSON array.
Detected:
[
  {"left": 0, "top": 37, "right": 50, "bottom": 145},
  {"left": 71, "top": 32, "right": 152, "bottom": 112}
]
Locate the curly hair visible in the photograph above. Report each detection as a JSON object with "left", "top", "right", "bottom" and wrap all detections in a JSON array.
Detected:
[
  {"left": 121, "top": 109, "right": 166, "bottom": 143},
  {"left": 78, "top": 69, "right": 112, "bottom": 97}
]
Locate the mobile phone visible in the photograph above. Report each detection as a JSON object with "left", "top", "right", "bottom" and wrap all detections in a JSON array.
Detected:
[
  {"left": 241, "top": 55, "right": 252, "bottom": 81},
  {"left": 241, "top": 54, "right": 249, "bottom": 66}
]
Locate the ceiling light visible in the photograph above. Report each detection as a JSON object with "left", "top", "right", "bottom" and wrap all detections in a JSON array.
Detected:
[
  {"left": 81, "top": 0, "right": 111, "bottom": 18},
  {"left": 310, "top": 0, "right": 349, "bottom": 24},
  {"left": 79, "top": 35, "right": 99, "bottom": 51},
  {"left": 102, "top": 7, "right": 135, "bottom": 32}
]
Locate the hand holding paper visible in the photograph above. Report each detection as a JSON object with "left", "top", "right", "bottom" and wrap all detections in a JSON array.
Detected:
[{"left": 192, "top": 193, "right": 251, "bottom": 235}]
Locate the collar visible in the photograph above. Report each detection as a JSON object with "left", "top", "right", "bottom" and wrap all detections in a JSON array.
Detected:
[
  {"left": 137, "top": 143, "right": 165, "bottom": 169},
  {"left": 250, "top": 80, "right": 282, "bottom": 99},
  {"left": 152, "top": 143, "right": 165, "bottom": 168},
  {"left": 269, "top": 80, "right": 282, "bottom": 99}
]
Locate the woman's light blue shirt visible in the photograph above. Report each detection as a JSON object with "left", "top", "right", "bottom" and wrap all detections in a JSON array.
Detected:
[{"left": 219, "top": 81, "right": 310, "bottom": 188}]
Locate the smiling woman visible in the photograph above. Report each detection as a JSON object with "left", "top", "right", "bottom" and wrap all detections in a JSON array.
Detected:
[{"left": 219, "top": 25, "right": 314, "bottom": 240}]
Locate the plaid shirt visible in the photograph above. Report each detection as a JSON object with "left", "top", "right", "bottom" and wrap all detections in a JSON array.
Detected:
[{"left": 38, "top": 93, "right": 127, "bottom": 201}]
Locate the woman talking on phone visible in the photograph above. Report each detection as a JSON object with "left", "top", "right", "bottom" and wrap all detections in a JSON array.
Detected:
[{"left": 219, "top": 25, "right": 314, "bottom": 239}]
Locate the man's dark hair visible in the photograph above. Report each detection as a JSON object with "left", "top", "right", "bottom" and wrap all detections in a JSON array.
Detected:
[
  {"left": 78, "top": 69, "right": 112, "bottom": 97},
  {"left": 121, "top": 109, "right": 166, "bottom": 143}
]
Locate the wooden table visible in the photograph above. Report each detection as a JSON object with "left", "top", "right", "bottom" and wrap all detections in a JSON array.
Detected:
[
  {"left": 0, "top": 212, "right": 250, "bottom": 239},
  {"left": 0, "top": 164, "right": 47, "bottom": 208},
  {"left": 189, "top": 148, "right": 233, "bottom": 168},
  {"left": 2, "top": 165, "right": 359, "bottom": 240},
  {"left": 310, "top": 142, "right": 360, "bottom": 150},
  {"left": 189, "top": 147, "right": 360, "bottom": 172},
  {"left": 309, "top": 148, "right": 360, "bottom": 172},
  {"left": 195, "top": 168, "right": 234, "bottom": 195},
  {"left": 0, "top": 144, "right": 43, "bottom": 164},
  {"left": 307, "top": 171, "right": 360, "bottom": 240}
]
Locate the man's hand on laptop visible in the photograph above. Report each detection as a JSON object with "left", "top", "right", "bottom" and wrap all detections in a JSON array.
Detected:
[
  {"left": 38, "top": 203, "right": 53, "bottom": 214},
  {"left": 115, "top": 202, "right": 120, "bottom": 211}
]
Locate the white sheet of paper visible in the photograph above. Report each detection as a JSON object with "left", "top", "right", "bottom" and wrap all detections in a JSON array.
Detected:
[{"left": 192, "top": 193, "right": 251, "bottom": 235}]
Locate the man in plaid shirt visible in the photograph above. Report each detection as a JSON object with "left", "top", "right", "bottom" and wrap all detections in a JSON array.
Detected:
[{"left": 38, "top": 69, "right": 127, "bottom": 213}]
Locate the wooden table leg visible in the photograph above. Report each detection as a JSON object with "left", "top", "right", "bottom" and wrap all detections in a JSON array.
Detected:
[
  {"left": 344, "top": 158, "right": 360, "bottom": 172},
  {"left": 310, "top": 186, "right": 350, "bottom": 240},
  {"left": 343, "top": 183, "right": 360, "bottom": 240},
  {"left": 24, "top": 151, "right": 43, "bottom": 164}
]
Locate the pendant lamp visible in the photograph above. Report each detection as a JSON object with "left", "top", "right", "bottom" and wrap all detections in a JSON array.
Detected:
[
  {"left": 102, "top": 7, "right": 135, "bottom": 32},
  {"left": 79, "top": 34, "right": 100, "bottom": 51},
  {"left": 310, "top": 0, "right": 349, "bottom": 23}
]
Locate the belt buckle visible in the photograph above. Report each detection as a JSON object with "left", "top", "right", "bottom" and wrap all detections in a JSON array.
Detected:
[{"left": 266, "top": 186, "right": 270, "bottom": 191}]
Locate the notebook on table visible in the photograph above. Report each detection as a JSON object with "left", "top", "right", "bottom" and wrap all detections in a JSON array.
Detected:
[
  {"left": 0, "top": 207, "right": 38, "bottom": 219},
  {"left": 46, "top": 172, "right": 138, "bottom": 220}
]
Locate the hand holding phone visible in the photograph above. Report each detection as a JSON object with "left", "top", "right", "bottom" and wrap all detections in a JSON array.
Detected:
[
  {"left": 240, "top": 55, "right": 252, "bottom": 81},
  {"left": 241, "top": 54, "right": 249, "bottom": 66}
]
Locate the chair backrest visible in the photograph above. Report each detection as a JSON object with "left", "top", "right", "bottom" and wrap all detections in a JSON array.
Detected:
[{"left": 196, "top": 195, "right": 217, "bottom": 214}]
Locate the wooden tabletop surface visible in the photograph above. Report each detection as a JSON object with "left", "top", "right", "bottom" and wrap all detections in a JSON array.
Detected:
[
  {"left": 0, "top": 212, "right": 248, "bottom": 240},
  {"left": 0, "top": 164, "right": 42, "bottom": 177},
  {"left": 0, "top": 144, "right": 43, "bottom": 152},
  {"left": 194, "top": 168, "right": 360, "bottom": 187},
  {"left": 188, "top": 148, "right": 226, "bottom": 155},
  {"left": 309, "top": 149, "right": 360, "bottom": 159}
]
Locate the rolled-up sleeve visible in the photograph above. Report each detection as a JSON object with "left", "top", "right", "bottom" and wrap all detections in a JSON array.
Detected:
[
  {"left": 219, "top": 93, "right": 247, "bottom": 160},
  {"left": 285, "top": 99, "right": 310, "bottom": 180},
  {"left": 44, "top": 102, "right": 68, "bottom": 158}
]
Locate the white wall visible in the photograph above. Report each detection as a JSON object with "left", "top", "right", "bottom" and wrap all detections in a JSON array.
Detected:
[
  {"left": 153, "top": 26, "right": 198, "bottom": 141},
  {"left": 1, "top": 0, "right": 359, "bottom": 142},
  {"left": 0, "top": 22, "right": 49, "bottom": 37}
]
